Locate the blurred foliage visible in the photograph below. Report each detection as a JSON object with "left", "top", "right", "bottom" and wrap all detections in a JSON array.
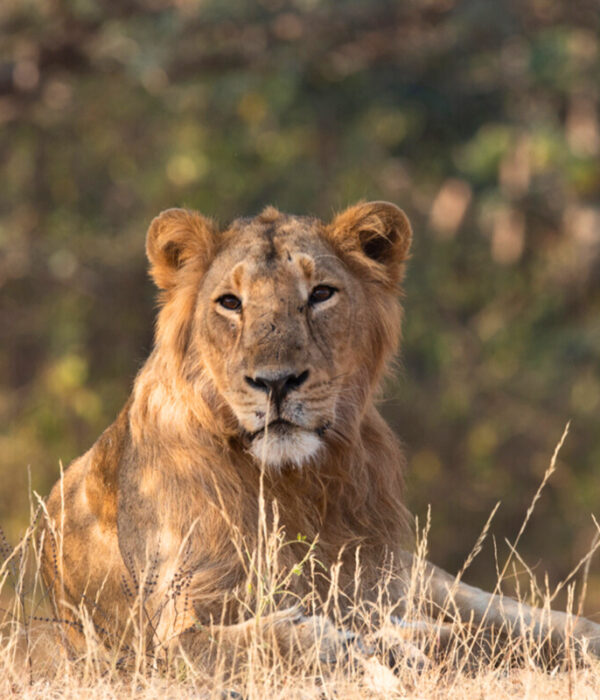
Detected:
[{"left": 1, "top": 0, "right": 599, "bottom": 609}]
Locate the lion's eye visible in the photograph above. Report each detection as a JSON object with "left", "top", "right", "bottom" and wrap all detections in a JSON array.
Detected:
[
  {"left": 217, "top": 294, "right": 242, "bottom": 311},
  {"left": 309, "top": 285, "right": 336, "bottom": 305}
]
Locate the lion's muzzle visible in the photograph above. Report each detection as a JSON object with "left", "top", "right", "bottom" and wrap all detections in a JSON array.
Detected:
[{"left": 244, "top": 369, "right": 310, "bottom": 413}]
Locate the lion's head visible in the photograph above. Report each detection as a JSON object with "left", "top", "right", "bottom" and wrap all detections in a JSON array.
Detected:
[{"left": 145, "top": 202, "right": 412, "bottom": 469}]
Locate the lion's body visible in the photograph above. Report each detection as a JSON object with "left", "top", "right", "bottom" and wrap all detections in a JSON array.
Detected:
[
  {"left": 42, "top": 203, "right": 414, "bottom": 658},
  {"left": 42, "top": 202, "right": 600, "bottom": 664}
]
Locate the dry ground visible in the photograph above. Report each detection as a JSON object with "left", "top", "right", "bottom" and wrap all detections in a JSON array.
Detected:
[{"left": 2, "top": 427, "right": 600, "bottom": 699}]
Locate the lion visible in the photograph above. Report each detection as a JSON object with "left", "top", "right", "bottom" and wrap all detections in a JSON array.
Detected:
[{"left": 41, "top": 201, "right": 600, "bottom": 670}]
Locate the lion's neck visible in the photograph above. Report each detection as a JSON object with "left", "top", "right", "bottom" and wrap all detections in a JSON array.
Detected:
[
  {"left": 127, "top": 352, "right": 410, "bottom": 556},
  {"left": 129, "top": 350, "right": 232, "bottom": 445}
]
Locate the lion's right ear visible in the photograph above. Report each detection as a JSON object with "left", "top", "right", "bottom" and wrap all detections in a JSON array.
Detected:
[
  {"left": 326, "top": 201, "right": 412, "bottom": 286},
  {"left": 146, "top": 208, "right": 217, "bottom": 290}
]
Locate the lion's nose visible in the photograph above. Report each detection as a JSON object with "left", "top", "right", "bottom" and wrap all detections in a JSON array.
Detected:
[{"left": 245, "top": 370, "right": 309, "bottom": 408}]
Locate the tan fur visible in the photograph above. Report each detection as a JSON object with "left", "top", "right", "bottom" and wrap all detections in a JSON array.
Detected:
[{"left": 41, "top": 202, "right": 600, "bottom": 667}]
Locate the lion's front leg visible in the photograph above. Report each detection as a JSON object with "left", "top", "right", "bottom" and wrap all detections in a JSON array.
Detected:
[
  {"left": 396, "top": 549, "right": 600, "bottom": 659},
  {"left": 168, "top": 607, "right": 358, "bottom": 673}
]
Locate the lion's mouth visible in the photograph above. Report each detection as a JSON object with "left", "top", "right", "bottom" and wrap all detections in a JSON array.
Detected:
[
  {"left": 246, "top": 419, "right": 332, "bottom": 444},
  {"left": 248, "top": 418, "right": 297, "bottom": 441},
  {"left": 244, "top": 418, "right": 331, "bottom": 468}
]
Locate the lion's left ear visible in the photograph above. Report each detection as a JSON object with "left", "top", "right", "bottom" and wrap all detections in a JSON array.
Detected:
[
  {"left": 326, "top": 201, "right": 412, "bottom": 285},
  {"left": 146, "top": 208, "right": 217, "bottom": 290}
]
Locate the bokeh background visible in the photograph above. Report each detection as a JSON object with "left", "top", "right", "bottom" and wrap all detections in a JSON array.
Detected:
[{"left": 1, "top": 0, "right": 599, "bottom": 611}]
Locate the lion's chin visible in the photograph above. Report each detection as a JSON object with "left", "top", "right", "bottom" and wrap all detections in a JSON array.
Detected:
[{"left": 248, "top": 429, "right": 322, "bottom": 469}]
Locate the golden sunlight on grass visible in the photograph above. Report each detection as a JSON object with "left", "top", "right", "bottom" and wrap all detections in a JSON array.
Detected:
[{"left": 2, "top": 427, "right": 600, "bottom": 699}]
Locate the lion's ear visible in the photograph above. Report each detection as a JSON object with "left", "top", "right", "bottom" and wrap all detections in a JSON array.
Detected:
[
  {"left": 326, "top": 201, "right": 412, "bottom": 285},
  {"left": 146, "top": 208, "right": 217, "bottom": 290}
]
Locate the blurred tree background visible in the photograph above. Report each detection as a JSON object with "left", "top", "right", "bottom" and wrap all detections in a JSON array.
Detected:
[{"left": 1, "top": 0, "right": 599, "bottom": 610}]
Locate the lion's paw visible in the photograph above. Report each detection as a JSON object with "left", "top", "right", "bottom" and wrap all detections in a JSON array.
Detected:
[
  {"left": 370, "top": 618, "right": 431, "bottom": 672},
  {"left": 290, "top": 613, "right": 359, "bottom": 665}
]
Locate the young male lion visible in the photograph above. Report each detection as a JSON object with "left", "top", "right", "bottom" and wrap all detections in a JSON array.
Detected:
[{"left": 42, "top": 202, "right": 600, "bottom": 667}]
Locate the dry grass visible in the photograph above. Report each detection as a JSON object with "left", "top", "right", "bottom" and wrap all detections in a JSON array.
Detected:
[{"left": 2, "top": 427, "right": 600, "bottom": 699}]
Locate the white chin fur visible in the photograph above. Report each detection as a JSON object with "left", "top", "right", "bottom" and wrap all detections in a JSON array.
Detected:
[{"left": 249, "top": 430, "right": 322, "bottom": 469}]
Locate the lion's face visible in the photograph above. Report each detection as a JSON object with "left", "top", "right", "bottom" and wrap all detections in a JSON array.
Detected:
[
  {"left": 145, "top": 202, "right": 412, "bottom": 469},
  {"left": 196, "top": 212, "right": 361, "bottom": 467}
]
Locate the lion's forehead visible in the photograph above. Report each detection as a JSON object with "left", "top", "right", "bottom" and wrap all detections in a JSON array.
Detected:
[{"left": 207, "top": 213, "right": 342, "bottom": 288}]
